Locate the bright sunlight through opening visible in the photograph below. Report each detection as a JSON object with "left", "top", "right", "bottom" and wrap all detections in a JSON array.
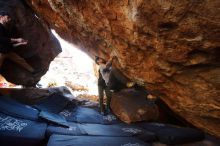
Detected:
[{"left": 38, "top": 30, "right": 98, "bottom": 98}]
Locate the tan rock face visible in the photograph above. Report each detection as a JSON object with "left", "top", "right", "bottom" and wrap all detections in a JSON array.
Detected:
[{"left": 26, "top": 0, "right": 220, "bottom": 137}]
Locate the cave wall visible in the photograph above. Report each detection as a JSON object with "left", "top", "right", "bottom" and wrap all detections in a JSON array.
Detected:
[
  {"left": 25, "top": 0, "right": 220, "bottom": 137},
  {"left": 0, "top": 0, "right": 61, "bottom": 86}
]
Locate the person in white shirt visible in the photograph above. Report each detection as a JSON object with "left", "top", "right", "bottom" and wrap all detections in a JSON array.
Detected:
[{"left": 95, "top": 56, "right": 134, "bottom": 114}]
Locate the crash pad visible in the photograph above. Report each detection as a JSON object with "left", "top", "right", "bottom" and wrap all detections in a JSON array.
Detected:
[
  {"left": 82, "top": 124, "right": 140, "bottom": 136},
  {"left": 39, "top": 111, "right": 69, "bottom": 127},
  {"left": 139, "top": 122, "right": 205, "bottom": 144},
  {"left": 81, "top": 123, "right": 156, "bottom": 142},
  {"left": 46, "top": 122, "right": 86, "bottom": 137},
  {"left": 35, "top": 93, "right": 71, "bottom": 113},
  {"left": 66, "top": 107, "right": 119, "bottom": 124},
  {"left": 47, "top": 134, "right": 149, "bottom": 146},
  {"left": 0, "top": 96, "right": 39, "bottom": 121},
  {"left": 0, "top": 112, "right": 47, "bottom": 146}
]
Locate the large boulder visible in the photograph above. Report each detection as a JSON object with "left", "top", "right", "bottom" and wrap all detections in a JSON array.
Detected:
[
  {"left": 111, "top": 89, "right": 159, "bottom": 123},
  {"left": 23, "top": 0, "right": 220, "bottom": 137},
  {"left": 0, "top": 0, "right": 61, "bottom": 86}
]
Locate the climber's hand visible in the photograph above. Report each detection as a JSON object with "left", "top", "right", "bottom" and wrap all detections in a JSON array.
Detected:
[
  {"left": 126, "top": 82, "right": 135, "bottom": 88},
  {"left": 11, "top": 38, "right": 28, "bottom": 47}
]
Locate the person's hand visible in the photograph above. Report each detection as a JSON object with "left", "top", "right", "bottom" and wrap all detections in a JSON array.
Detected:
[
  {"left": 126, "top": 82, "right": 135, "bottom": 88},
  {"left": 11, "top": 38, "right": 28, "bottom": 47},
  {"left": 11, "top": 38, "right": 27, "bottom": 43},
  {"left": 109, "top": 56, "right": 117, "bottom": 67},
  {"left": 111, "top": 56, "right": 117, "bottom": 61}
]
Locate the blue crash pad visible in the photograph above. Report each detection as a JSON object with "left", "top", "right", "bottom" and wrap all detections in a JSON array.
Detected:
[
  {"left": 0, "top": 96, "right": 39, "bottom": 121},
  {"left": 35, "top": 93, "right": 71, "bottom": 113},
  {"left": 0, "top": 112, "right": 47, "bottom": 146},
  {"left": 81, "top": 123, "right": 155, "bottom": 142},
  {"left": 47, "top": 134, "right": 149, "bottom": 146},
  {"left": 39, "top": 111, "right": 69, "bottom": 127},
  {"left": 46, "top": 122, "right": 86, "bottom": 137},
  {"left": 139, "top": 122, "right": 205, "bottom": 144},
  {"left": 81, "top": 123, "right": 142, "bottom": 136},
  {"left": 64, "top": 107, "right": 119, "bottom": 124}
]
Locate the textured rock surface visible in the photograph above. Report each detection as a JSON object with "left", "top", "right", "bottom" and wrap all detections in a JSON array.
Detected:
[
  {"left": 26, "top": 0, "right": 220, "bottom": 137},
  {"left": 0, "top": 0, "right": 61, "bottom": 86},
  {"left": 111, "top": 89, "right": 159, "bottom": 123}
]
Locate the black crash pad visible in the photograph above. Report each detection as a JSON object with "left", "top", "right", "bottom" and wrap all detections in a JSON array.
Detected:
[
  {"left": 66, "top": 107, "right": 119, "bottom": 124},
  {"left": 39, "top": 111, "right": 69, "bottom": 127},
  {"left": 34, "top": 93, "right": 71, "bottom": 113},
  {"left": 0, "top": 112, "right": 47, "bottom": 146},
  {"left": 46, "top": 122, "right": 86, "bottom": 137},
  {"left": 47, "top": 134, "right": 149, "bottom": 146},
  {"left": 139, "top": 122, "right": 205, "bottom": 145},
  {"left": 0, "top": 96, "right": 39, "bottom": 121}
]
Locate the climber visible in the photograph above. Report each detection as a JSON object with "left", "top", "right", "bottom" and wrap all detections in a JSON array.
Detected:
[
  {"left": 95, "top": 56, "right": 135, "bottom": 114},
  {"left": 0, "top": 11, "right": 35, "bottom": 73}
]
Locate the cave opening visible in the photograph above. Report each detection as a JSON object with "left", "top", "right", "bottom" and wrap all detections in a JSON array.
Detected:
[{"left": 38, "top": 30, "right": 99, "bottom": 102}]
